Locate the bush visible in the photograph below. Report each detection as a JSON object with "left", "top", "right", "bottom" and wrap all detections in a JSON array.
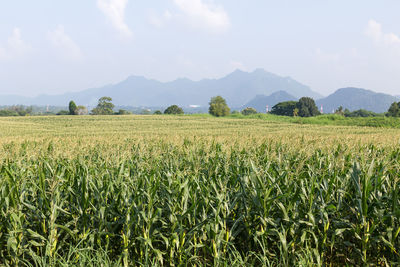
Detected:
[
  {"left": 164, "top": 105, "right": 184, "bottom": 115},
  {"left": 116, "top": 109, "right": 131, "bottom": 115},
  {"left": 241, "top": 107, "right": 258, "bottom": 116},
  {"left": 56, "top": 110, "right": 70, "bottom": 115},
  {"left": 153, "top": 110, "right": 162, "bottom": 115},
  {"left": 344, "top": 109, "right": 379, "bottom": 117},
  {"left": 0, "top": 110, "right": 19, "bottom": 116}
]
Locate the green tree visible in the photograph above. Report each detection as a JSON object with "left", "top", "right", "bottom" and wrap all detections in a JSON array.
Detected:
[
  {"left": 209, "top": 96, "right": 230, "bottom": 117},
  {"left": 296, "top": 97, "right": 320, "bottom": 117},
  {"left": 56, "top": 110, "right": 70, "bottom": 115},
  {"left": 69, "top": 101, "right": 77, "bottom": 115},
  {"left": 153, "top": 110, "right": 162, "bottom": 115},
  {"left": 164, "top": 105, "right": 184, "bottom": 114},
  {"left": 91, "top": 97, "right": 115, "bottom": 115},
  {"left": 387, "top": 102, "right": 400, "bottom": 117},
  {"left": 241, "top": 107, "right": 257, "bottom": 116},
  {"left": 270, "top": 101, "right": 297, "bottom": 116}
]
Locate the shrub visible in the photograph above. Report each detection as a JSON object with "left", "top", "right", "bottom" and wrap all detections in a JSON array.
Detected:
[
  {"left": 116, "top": 109, "right": 131, "bottom": 115},
  {"left": 56, "top": 110, "right": 70, "bottom": 115},
  {"left": 241, "top": 107, "right": 258, "bottom": 116},
  {"left": 164, "top": 105, "right": 184, "bottom": 115}
]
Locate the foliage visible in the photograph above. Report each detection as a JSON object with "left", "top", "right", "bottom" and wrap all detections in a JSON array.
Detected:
[
  {"left": 344, "top": 109, "right": 380, "bottom": 117},
  {"left": 296, "top": 97, "right": 320, "bottom": 117},
  {"left": 56, "top": 110, "right": 70, "bottom": 115},
  {"left": 209, "top": 96, "right": 230, "bottom": 117},
  {"left": 0, "top": 110, "right": 19, "bottom": 116},
  {"left": 270, "top": 101, "right": 297, "bottom": 116},
  {"left": 387, "top": 102, "right": 400, "bottom": 117},
  {"left": 241, "top": 107, "right": 258, "bottom": 116},
  {"left": 69, "top": 101, "right": 77, "bottom": 115},
  {"left": 116, "top": 109, "right": 131, "bottom": 115},
  {"left": 91, "top": 97, "right": 115, "bottom": 115},
  {"left": 164, "top": 105, "right": 184, "bottom": 114},
  {"left": 153, "top": 110, "right": 162, "bottom": 115},
  {"left": 228, "top": 113, "right": 400, "bottom": 128},
  {"left": 0, "top": 106, "right": 33, "bottom": 117}
]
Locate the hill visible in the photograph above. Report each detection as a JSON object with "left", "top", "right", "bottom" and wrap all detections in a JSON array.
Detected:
[
  {"left": 242, "top": 91, "right": 297, "bottom": 112},
  {"left": 0, "top": 69, "right": 321, "bottom": 108},
  {"left": 316, "top": 87, "right": 399, "bottom": 113}
]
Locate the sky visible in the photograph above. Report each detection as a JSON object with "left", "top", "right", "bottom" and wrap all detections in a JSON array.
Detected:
[{"left": 0, "top": 0, "right": 400, "bottom": 97}]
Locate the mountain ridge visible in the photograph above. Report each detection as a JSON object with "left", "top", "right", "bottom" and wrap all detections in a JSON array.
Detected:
[
  {"left": 242, "top": 91, "right": 298, "bottom": 112},
  {"left": 316, "top": 87, "right": 399, "bottom": 113},
  {"left": 0, "top": 69, "right": 321, "bottom": 107}
]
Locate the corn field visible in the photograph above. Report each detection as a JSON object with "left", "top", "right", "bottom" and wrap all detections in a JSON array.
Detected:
[{"left": 0, "top": 116, "right": 399, "bottom": 266}]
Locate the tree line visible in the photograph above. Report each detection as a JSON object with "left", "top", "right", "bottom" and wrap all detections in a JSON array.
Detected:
[
  {"left": 63, "top": 96, "right": 232, "bottom": 117},
  {"left": 1, "top": 95, "right": 399, "bottom": 118}
]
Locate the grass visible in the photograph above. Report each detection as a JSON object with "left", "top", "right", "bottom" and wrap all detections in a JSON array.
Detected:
[
  {"left": 229, "top": 113, "right": 400, "bottom": 128},
  {"left": 0, "top": 115, "right": 399, "bottom": 266}
]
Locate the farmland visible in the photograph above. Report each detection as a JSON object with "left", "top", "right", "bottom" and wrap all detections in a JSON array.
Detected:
[{"left": 0, "top": 115, "right": 400, "bottom": 266}]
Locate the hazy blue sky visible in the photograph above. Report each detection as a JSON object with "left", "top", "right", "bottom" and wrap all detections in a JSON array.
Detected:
[{"left": 1, "top": 0, "right": 400, "bottom": 96}]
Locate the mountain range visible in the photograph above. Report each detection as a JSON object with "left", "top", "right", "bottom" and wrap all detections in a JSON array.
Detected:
[
  {"left": 0, "top": 69, "right": 321, "bottom": 108},
  {"left": 0, "top": 69, "right": 398, "bottom": 113}
]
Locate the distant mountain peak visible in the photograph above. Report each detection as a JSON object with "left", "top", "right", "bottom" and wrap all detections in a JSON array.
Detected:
[
  {"left": 270, "top": 90, "right": 293, "bottom": 96},
  {"left": 335, "top": 87, "right": 374, "bottom": 94},
  {"left": 232, "top": 68, "right": 246, "bottom": 74},
  {"left": 243, "top": 91, "right": 298, "bottom": 112},
  {"left": 316, "top": 87, "right": 398, "bottom": 113},
  {"left": 252, "top": 68, "right": 267, "bottom": 73}
]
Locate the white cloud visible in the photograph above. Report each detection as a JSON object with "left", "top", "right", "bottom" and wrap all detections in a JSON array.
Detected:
[
  {"left": 173, "top": 0, "right": 230, "bottom": 33},
  {"left": 149, "top": 10, "right": 173, "bottom": 28},
  {"left": 48, "top": 25, "right": 83, "bottom": 61},
  {"left": 0, "top": 27, "right": 31, "bottom": 61},
  {"left": 365, "top": 20, "right": 400, "bottom": 46},
  {"left": 97, "top": 0, "right": 132, "bottom": 38}
]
